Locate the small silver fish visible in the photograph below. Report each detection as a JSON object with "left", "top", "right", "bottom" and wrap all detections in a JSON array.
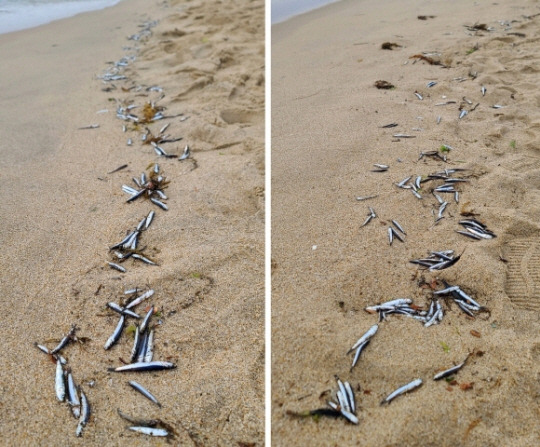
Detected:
[
  {"left": 104, "top": 316, "right": 125, "bottom": 350},
  {"left": 381, "top": 378, "right": 422, "bottom": 404},
  {"left": 110, "top": 361, "right": 176, "bottom": 372},
  {"left": 108, "top": 262, "right": 126, "bottom": 273},
  {"left": 348, "top": 324, "right": 378, "bottom": 353},
  {"left": 128, "top": 381, "right": 161, "bottom": 407},
  {"left": 129, "top": 426, "right": 169, "bottom": 437},
  {"left": 76, "top": 389, "right": 90, "bottom": 437},
  {"left": 55, "top": 359, "right": 65, "bottom": 401}
]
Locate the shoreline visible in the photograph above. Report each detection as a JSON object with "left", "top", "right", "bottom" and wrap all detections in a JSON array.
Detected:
[
  {"left": 0, "top": 0, "right": 264, "bottom": 444},
  {"left": 0, "top": 0, "right": 122, "bottom": 35}
]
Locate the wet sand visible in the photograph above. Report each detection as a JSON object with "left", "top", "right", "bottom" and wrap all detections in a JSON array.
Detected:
[
  {"left": 0, "top": 0, "right": 264, "bottom": 445},
  {"left": 272, "top": 0, "right": 540, "bottom": 445}
]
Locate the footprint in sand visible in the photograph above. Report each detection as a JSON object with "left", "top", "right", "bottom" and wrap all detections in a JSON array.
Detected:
[{"left": 504, "top": 238, "right": 540, "bottom": 311}]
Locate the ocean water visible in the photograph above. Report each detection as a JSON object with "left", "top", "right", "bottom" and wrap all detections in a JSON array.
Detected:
[
  {"left": 272, "top": 0, "right": 339, "bottom": 24},
  {"left": 0, "top": 0, "right": 121, "bottom": 34}
]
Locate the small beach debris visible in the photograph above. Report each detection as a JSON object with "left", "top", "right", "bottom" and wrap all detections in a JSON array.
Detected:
[
  {"left": 108, "top": 164, "right": 128, "bottom": 174},
  {"left": 418, "top": 15, "right": 436, "bottom": 20},
  {"left": 381, "top": 42, "right": 401, "bottom": 50},
  {"left": 381, "top": 123, "right": 398, "bottom": 128},
  {"left": 409, "top": 54, "right": 441, "bottom": 66},
  {"left": 78, "top": 124, "right": 100, "bottom": 130},
  {"left": 375, "top": 80, "right": 395, "bottom": 89}
]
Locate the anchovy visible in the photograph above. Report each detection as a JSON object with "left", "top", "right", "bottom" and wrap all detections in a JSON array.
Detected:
[
  {"left": 391, "top": 227, "right": 404, "bottom": 243},
  {"left": 438, "top": 202, "right": 448, "bottom": 219},
  {"left": 76, "top": 389, "right": 90, "bottom": 437},
  {"left": 336, "top": 379, "right": 350, "bottom": 413},
  {"left": 426, "top": 81, "right": 437, "bottom": 88},
  {"left": 356, "top": 195, "right": 378, "bottom": 201},
  {"left": 128, "top": 381, "right": 161, "bottom": 407},
  {"left": 388, "top": 227, "right": 394, "bottom": 245},
  {"left": 126, "top": 188, "right": 146, "bottom": 203},
  {"left": 67, "top": 373, "right": 81, "bottom": 418},
  {"left": 110, "top": 361, "right": 176, "bottom": 372},
  {"left": 434, "top": 356, "right": 469, "bottom": 380},
  {"left": 126, "top": 289, "right": 155, "bottom": 309},
  {"left": 340, "top": 409, "right": 359, "bottom": 424},
  {"left": 350, "top": 340, "right": 370, "bottom": 371},
  {"left": 129, "top": 426, "right": 169, "bottom": 437},
  {"left": 131, "top": 254, "right": 158, "bottom": 266},
  {"left": 436, "top": 116, "right": 441, "bottom": 124},
  {"left": 434, "top": 286, "right": 460, "bottom": 295},
  {"left": 344, "top": 381, "right": 356, "bottom": 413},
  {"left": 55, "top": 359, "right": 65, "bottom": 401},
  {"left": 145, "top": 211, "right": 155, "bottom": 230},
  {"left": 372, "top": 163, "right": 389, "bottom": 172},
  {"left": 392, "top": 220, "right": 406, "bottom": 235},
  {"left": 361, "top": 214, "right": 374, "bottom": 228},
  {"left": 179, "top": 145, "right": 190, "bottom": 161},
  {"left": 130, "top": 326, "right": 141, "bottom": 363},
  {"left": 104, "top": 315, "right": 125, "bottom": 350},
  {"left": 481, "top": 86, "right": 486, "bottom": 96},
  {"left": 108, "top": 262, "right": 126, "bottom": 273},
  {"left": 139, "top": 307, "right": 154, "bottom": 334},
  {"left": 459, "top": 109, "right": 468, "bottom": 119},
  {"left": 414, "top": 92, "right": 423, "bottom": 100},
  {"left": 51, "top": 325, "right": 77, "bottom": 354},
  {"left": 393, "top": 134, "right": 416, "bottom": 138},
  {"left": 397, "top": 176, "right": 412, "bottom": 188},
  {"left": 122, "top": 185, "right": 139, "bottom": 195},
  {"left": 137, "top": 331, "right": 149, "bottom": 363},
  {"left": 365, "top": 298, "right": 412, "bottom": 313},
  {"left": 108, "top": 302, "right": 140, "bottom": 319},
  {"left": 35, "top": 343, "right": 50, "bottom": 355},
  {"left": 411, "top": 189, "right": 422, "bottom": 199},
  {"left": 433, "top": 193, "right": 444, "bottom": 205},
  {"left": 348, "top": 324, "right": 378, "bottom": 354},
  {"left": 455, "top": 288, "right": 482, "bottom": 308},
  {"left": 381, "top": 378, "right": 422, "bottom": 404},
  {"left": 143, "top": 330, "right": 154, "bottom": 363},
  {"left": 124, "top": 288, "right": 140, "bottom": 295},
  {"left": 150, "top": 198, "right": 168, "bottom": 210}
]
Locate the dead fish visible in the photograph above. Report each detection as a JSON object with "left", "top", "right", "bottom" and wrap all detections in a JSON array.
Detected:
[
  {"left": 179, "top": 145, "right": 190, "bottom": 161},
  {"left": 143, "top": 330, "right": 154, "bottom": 363},
  {"left": 356, "top": 195, "right": 378, "bottom": 201},
  {"left": 128, "top": 381, "right": 161, "bottom": 407},
  {"left": 108, "top": 262, "right": 126, "bottom": 273},
  {"left": 392, "top": 220, "right": 406, "bottom": 235},
  {"left": 433, "top": 355, "right": 469, "bottom": 380},
  {"left": 145, "top": 211, "right": 155, "bottom": 230},
  {"left": 481, "top": 86, "right": 486, "bottom": 96},
  {"left": 381, "top": 378, "right": 422, "bottom": 405},
  {"left": 388, "top": 227, "right": 394, "bottom": 245},
  {"left": 107, "top": 302, "right": 140, "bottom": 319},
  {"left": 492, "top": 104, "right": 504, "bottom": 109},
  {"left": 104, "top": 315, "right": 125, "bottom": 350},
  {"left": 51, "top": 325, "right": 77, "bottom": 354},
  {"left": 426, "top": 81, "right": 437, "bottom": 88},
  {"left": 126, "top": 289, "right": 155, "bottom": 309},
  {"left": 109, "top": 361, "right": 176, "bottom": 372},
  {"left": 76, "top": 389, "right": 90, "bottom": 437},
  {"left": 393, "top": 134, "right": 416, "bottom": 138},
  {"left": 348, "top": 324, "right": 378, "bottom": 354},
  {"left": 350, "top": 340, "right": 370, "bottom": 371},
  {"left": 67, "top": 373, "right": 81, "bottom": 418},
  {"left": 372, "top": 163, "right": 389, "bottom": 172},
  {"left": 459, "top": 110, "right": 468, "bottom": 119},
  {"left": 55, "top": 359, "right": 65, "bottom": 401},
  {"left": 414, "top": 91, "right": 423, "bottom": 100},
  {"left": 129, "top": 426, "right": 169, "bottom": 437},
  {"left": 150, "top": 198, "right": 168, "bottom": 210},
  {"left": 381, "top": 123, "right": 398, "bottom": 128}
]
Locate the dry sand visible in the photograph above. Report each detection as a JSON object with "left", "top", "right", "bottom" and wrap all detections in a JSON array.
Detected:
[
  {"left": 272, "top": 0, "right": 540, "bottom": 445},
  {"left": 0, "top": 0, "right": 264, "bottom": 445}
]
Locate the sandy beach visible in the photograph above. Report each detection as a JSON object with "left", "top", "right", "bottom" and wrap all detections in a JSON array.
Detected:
[
  {"left": 272, "top": 0, "right": 540, "bottom": 445},
  {"left": 0, "top": 0, "right": 264, "bottom": 445}
]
